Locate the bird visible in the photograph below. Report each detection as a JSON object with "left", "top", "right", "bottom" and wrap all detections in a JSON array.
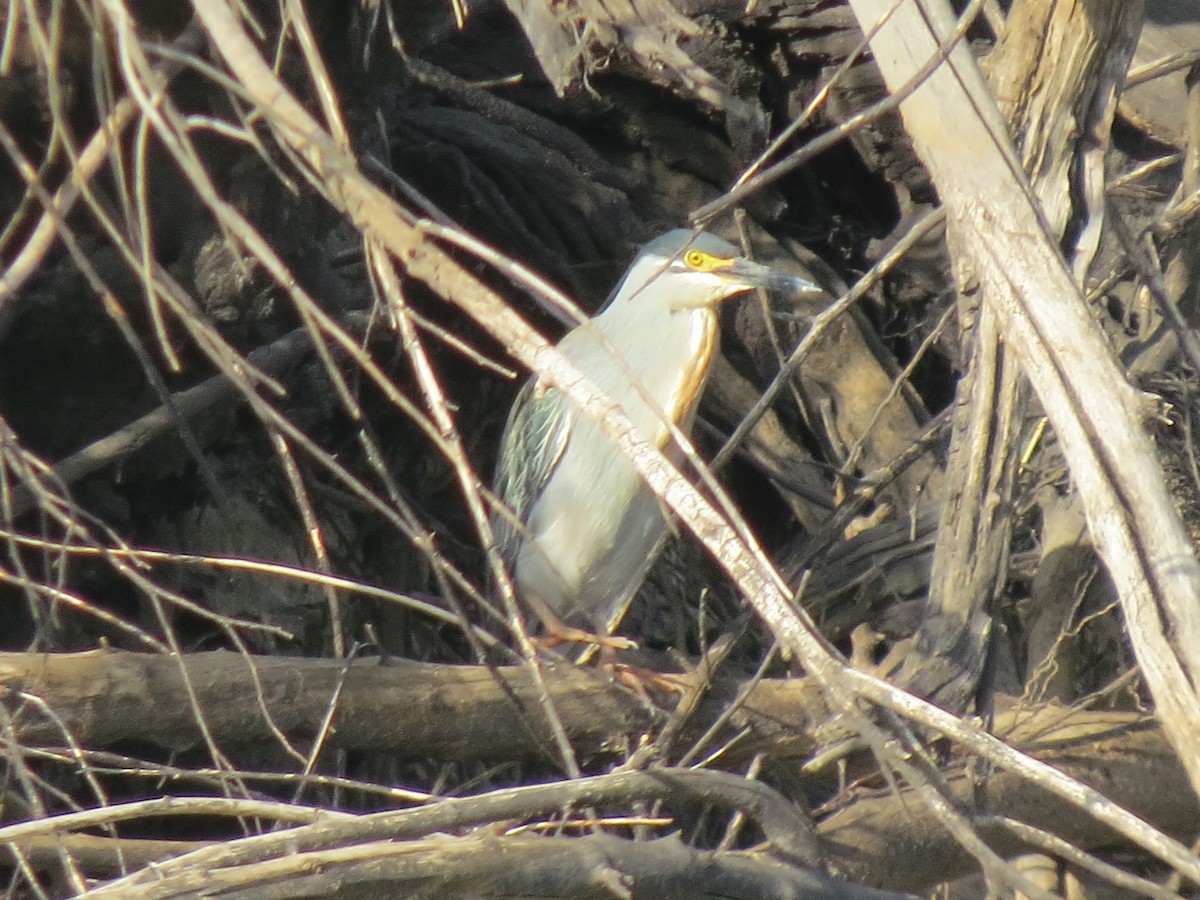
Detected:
[{"left": 491, "top": 228, "right": 821, "bottom": 647}]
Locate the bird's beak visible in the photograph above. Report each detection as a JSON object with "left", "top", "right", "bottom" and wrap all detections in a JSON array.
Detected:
[{"left": 727, "top": 258, "right": 824, "bottom": 298}]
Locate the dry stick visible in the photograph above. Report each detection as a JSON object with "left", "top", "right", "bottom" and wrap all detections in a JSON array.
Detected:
[
  {"left": 1, "top": 183, "right": 405, "bottom": 787},
  {"left": 271, "top": 430, "right": 346, "bottom": 657},
  {"left": 6, "top": 834, "right": 209, "bottom": 878},
  {"left": 0, "top": 531, "right": 504, "bottom": 642},
  {"left": 176, "top": 0, "right": 1200, "bottom": 882},
  {"left": 840, "top": 301, "right": 956, "bottom": 478},
  {"left": 0, "top": 702, "right": 87, "bottom": 893},
  {"left": 81, "top": 768, "right": 822, "bottom": 894},
  {"left": 247, "top": 1, "right": 353, "bottom": 655},
  {"left": 0, "top": 566, "right": 168, "bottom": 653},
  {"left": 79, "top": 834, "right": 878, "bottom": 900},
  {"left": 978, "top": 816, "right": 1182, "bottom": 900},
  {"left": 0, "top": 22, "right": 204, "bottom": 318},
  {"left": 5, "top": 412, "right": 311, "bottom": 793},
  {"left": 731, "top": 1, "right": 896, "bottom": 192},
  {"left": 0, "top": 796, "right": 347, "bottom": 845},
  {"left": 1127, "top": 48, "right": 1200, "bottom": 87},
  {"left": 1110, "top": 208, "right": 1200, "bottom": 378},
  {"left": 102, "top": 18, "right": 528, "bottom": 656},
  {"left": 711, "top": 207, "right": 946, "bottom": 472},
  {"left": 282, "top": 0, "right": 351, "bottom": 153},
  {"left": 845, "top": 0, "right": 1200, "bottom": 806},
  {"left": 372, "top": 247, "right": 583, "bottom": 779},
  {"left": 5, "top": 154, "right": 500, "bottom": 639},
  {"left": 690, "top": 0, "right": 985, "bottom": 223},
  {"left": 7, "top": 649, "right": 1195, "bottom": 888},
  {"left": 274, "top": 0, "right": 366, "bottom": 669},
  {"left": 26, "top": 746, "right": 430, "bottom": 804},
  {"left": 12, "top": 692, "right": 120, "bottom": 848},
  {"left": 0, "top": 118, "right": 231, "bottom": 515},
  {"left": 291, "top": 646, "right": 358, "bottom": 805},
  {"left": 903, "top": 0, "right": 1142, "bottom": 717},
  {"left": 6, "top": 320, "right": 319, "bottom": 520},
  {"left": 817, "top": 703, "right": 1186, "bottom": 890}
]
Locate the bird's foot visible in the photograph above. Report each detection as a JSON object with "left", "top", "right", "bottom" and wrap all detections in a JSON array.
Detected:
[
  {"left": 603, "top": 662, "right": 687, "bottom": 695},
  {"left": 534, "top": 623, "right": 638, "bottom": 652}
]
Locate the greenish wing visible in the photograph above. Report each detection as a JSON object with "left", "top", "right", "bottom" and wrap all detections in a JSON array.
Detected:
[{"left": 492, "top": 379, "right": 572, "bottom": 559}]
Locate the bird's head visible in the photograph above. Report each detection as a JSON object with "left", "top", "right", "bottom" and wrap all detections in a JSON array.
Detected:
[{"left": 613, "top": 229, "right": 822, "bottom": 312}]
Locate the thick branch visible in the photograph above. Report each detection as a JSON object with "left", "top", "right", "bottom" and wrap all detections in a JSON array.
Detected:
[
  {"left": 4, "top": 649, "right": 1196, "bottom": 894},
  {"left": 844, "top": 0, "right": 1200, "bottom": 799}
]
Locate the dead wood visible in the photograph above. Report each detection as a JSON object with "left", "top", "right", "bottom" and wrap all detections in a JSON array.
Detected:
[
  {"left": 3, "top": 0, "right": 1200, "bottom": 896},
  {"left": 78, "top": 832, "right": 908, "bottom": 900},
  {"left": 891, "top": 0, "right": 1142, "bottom": 714},
  {"left": 821, "top": 705, "right": 1195, "bottom": 890},
  {"left": 0, "top": 649, "right": 664, "bottom": 760},
  {"left": 1123, "top": 0, "right": 1200, "bottom": 147},
  {"left": 844, "top": 0, "right": 1200, "bottom": 800},
  {"left": 4, "top": 648, "right": 1195, "bottom": 893},
  {"left": 68, "top": 769, "right": 826, "bottom": 897}
]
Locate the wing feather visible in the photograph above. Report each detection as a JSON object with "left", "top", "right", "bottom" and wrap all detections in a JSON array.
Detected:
[{"left": 491, "top": 379, "right": 572, "bottom": 563}]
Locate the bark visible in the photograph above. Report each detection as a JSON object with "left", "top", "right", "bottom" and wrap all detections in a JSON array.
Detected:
[
  {"left": 5, "top": 649, "right": 1195, "bottom": 893},
  {"left": 844, "top": 0, "right": 1200, "bottom": 800}
]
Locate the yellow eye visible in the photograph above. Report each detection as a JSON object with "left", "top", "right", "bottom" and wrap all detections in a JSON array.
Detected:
[{"left": 684, "top": 249, "right": 707, "bottom": 268}]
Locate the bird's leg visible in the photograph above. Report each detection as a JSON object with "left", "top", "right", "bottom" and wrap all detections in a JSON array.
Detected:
[{"left": 521, "top": 592, "right": 637, "bottom": 652}]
